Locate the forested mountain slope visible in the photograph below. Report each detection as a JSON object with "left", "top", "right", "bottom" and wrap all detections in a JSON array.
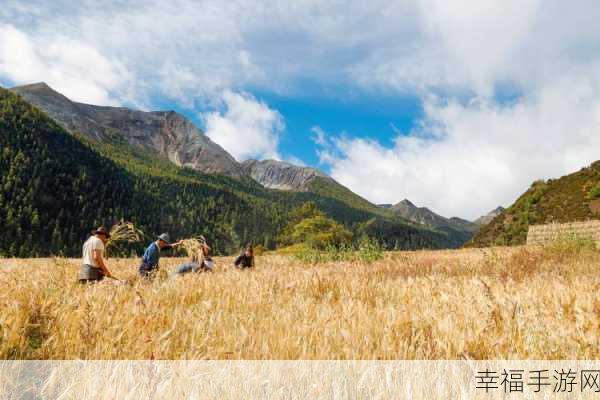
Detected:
[
  {"left": 0, "top": 88, "right": 459, "bottom": 256},
  {"left": 469, "top": 162, "right": 600, "bottom": 247}
]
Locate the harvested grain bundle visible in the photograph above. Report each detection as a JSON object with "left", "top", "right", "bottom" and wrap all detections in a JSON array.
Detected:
[
  {"left": 105, "top": 221, "right": 145, "bottom": 257},
  {"left": 180, "top": 236, "right": 208, "bottom": 258}
]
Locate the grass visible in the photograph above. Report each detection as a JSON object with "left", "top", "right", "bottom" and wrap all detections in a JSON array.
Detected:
[
  {"left": 1, "top": 246, "right": 600, "bottom": 360},
  {"left": 292, "top": 238, "right": 384, "bottom": 264},
  {"left": 542, "top": 234, "right": 597, "bottom": 261}
]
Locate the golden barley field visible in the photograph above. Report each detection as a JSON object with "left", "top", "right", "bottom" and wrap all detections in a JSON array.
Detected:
[{"left": 1, "top": 245, "right": 599, "bottom": 360}]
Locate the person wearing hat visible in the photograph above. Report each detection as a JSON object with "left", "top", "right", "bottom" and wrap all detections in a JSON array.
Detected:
[
  {"left": 79, "top": 226, "right": 114, "bottom": 283},
  {"left": 138, "top": 233, "right": 183, "bottom": 277}
]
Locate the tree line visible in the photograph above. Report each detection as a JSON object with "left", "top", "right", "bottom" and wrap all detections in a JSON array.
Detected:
[{"left": 0, "top": 88, "right": 455, "bottom": 257}]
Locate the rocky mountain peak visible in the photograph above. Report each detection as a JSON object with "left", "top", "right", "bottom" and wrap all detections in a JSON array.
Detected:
[
  {"left": 241, "top": 159, "right": 329, "bottom": 191},
  {"left": 389, "top": 199, "right": 479, "bottom": 235},
  {"left": 16, "top": 81, "right": 52, "bottom": 92},
  {"left": 474, "top": 206, "right": 506, "bottom": 226},
  {"left": 398, "top": 199, "right": 416, "bottom": 208},
  {"left": 11, "top": 83, "right": 244, "bottom": 178}
]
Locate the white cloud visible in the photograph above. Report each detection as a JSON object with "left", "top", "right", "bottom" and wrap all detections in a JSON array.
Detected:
[
  {"left": 318, "top": 71, "right": 600, "bottom": 220},
  {"left": 3, "top": 1, "right": 600, "bottom": 102},
  {"left": 0, "top": 1, "right": 423, "bottom": 103},
  {"left": 310, "top": 126, "right": 327, "bottom": 146},
  {"left": 0, "top": 23, "right": 130, "bottom": 105},
  {"left": 285, "top": 156, "right": 307, "bottom": 167},
  {"left": 351, "top": 0, "right": 542, "bottom": 96},
  {"left": 204, "top": 90, "right": 284, "bottom": 161}
]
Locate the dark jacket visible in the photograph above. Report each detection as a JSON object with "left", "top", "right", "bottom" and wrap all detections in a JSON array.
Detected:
[{"left": 234, "top": 254, "right": 254, "bottom": 268}]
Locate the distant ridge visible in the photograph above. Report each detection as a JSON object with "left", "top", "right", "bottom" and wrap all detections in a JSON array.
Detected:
[
  {"left": 385, "top": 199, "right": 478, "bottom": 244},
  {"left": 10, "top": 82, "right": 398, "bottom": 208},
  {"left": 474, "top": 206, "right": 505, "bottom": 226}
]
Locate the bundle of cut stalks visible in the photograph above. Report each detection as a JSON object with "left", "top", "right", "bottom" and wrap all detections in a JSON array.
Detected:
[
  {"left": 105, "top": 221, "right": 145, "bottom": 256},
  {"left": 180, "top": 236, "right": 208, "bottom": 258}
]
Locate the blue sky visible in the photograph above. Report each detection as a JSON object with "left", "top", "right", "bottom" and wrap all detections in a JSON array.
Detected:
[
  {"left": 256, "top": 90, "right": 422, "bottom": 169},
  {"left": 149, "top": 85, "right": 422, "bottom": 170},
  {"left": 2, "top": 1, "right": 600, "bottom": 219}
]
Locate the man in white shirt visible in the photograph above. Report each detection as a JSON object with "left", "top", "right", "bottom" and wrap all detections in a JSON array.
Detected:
[{"left": 79, "top": 226, "right": 114, "bottom": 283}]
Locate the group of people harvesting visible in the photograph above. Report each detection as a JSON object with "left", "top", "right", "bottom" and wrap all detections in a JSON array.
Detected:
[{"left": 79, "top": 226, "right": 255, "bottom": 283}]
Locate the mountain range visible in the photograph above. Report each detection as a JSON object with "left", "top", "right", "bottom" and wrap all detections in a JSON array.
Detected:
[
  {"left": 11, "top": 83, "right": 382, "bottom": 201},
  {"left": 388, "top": 199, "right": 478, "bottom": 232},
  {"left": 1, "top": 83, "right": 475, "bottom": 256},
  {"left": 379, "top": 199, "right": 502, "bottom": 244},
  {"left": 6, "top": 81, "right": 585, "bottom": 254}
]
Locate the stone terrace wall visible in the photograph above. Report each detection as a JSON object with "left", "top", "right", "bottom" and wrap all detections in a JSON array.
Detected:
[{"left": 527, "top": 220, "right": 600, "bottom": 245}]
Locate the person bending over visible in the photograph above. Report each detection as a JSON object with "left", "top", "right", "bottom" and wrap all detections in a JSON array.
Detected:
[
  {"left": 173, "top": 243, "right": 214, "bottom": 276},
  {"left": 79, "top": 226, "right": 114, "bottom": 283}
]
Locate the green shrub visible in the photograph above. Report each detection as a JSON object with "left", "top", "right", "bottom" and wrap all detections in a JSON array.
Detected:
[
  {"left": 356, "top": 236, "right": 384, "bottom": 263},
  {"left": 529, "top": 180, "right": 548, "bottom": 204},
  {"left": 289, "top": 215, "right": 352, "bottom": 250},
  {"left": 291, "top": 245, "right": 330, "bottom": 264},
  {"left": 588, "top": 183, "right": 600, "bottom": 199},
  {"left": 292, "top": 237, "right": 383, "bottom": 265},
  {"left": 543, "top": 234, "right": 597, "bottom": 259}
]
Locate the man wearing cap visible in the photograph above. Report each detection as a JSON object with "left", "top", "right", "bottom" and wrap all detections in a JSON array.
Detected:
[
  {"left": 79, "top": 226, "right": 114, "bottom": 283},
  {"left": 138, "top": 233, "right": 183, "bottom": 277}
]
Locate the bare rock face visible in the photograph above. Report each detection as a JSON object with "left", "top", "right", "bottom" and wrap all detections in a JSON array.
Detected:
[
  {"left": 392, "top": 199, "right": 444, "bottom": 227},
  {"left": 241, "top": 159, "right": 329, "bottom": 191},
  {"left": 11, "top": 82, "right": 244, "bottom": 178},
  {"left": 390, "top": 199, "right": 479, "bottom": 233},
  {"left": 474, "top": 206, "right": 506, "bottom": 226}
]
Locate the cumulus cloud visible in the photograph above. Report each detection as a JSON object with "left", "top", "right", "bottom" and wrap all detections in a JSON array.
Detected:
[
  {"left": 3, "top": 1, "right": 600, "bottom": 102},
  {"left": 309, "top": 1, "right": 600, "bottom": 219},
  {"left": 0, "top": 23, "right": 130, "bottom": 105},
  {"left": 317, "top": 70, "right": 600, "bottom": 219},
  {"left": 349, "top": 0, "right": 542, "bottom": 95},
  {"left": 204, "top": 90, "right": 284, "bottom": 161},
  {"left": 311, "top": 126, "right": 327, "bottom": 147},
  {"left": 0, "top": 1, "right": 422, "bottom": 104}
]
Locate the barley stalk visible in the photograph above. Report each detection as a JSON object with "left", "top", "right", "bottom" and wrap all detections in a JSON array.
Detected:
[
  {"left": 105, "top": 221, "right": 145, "bottom": 257},
  {"left": 1, "top": 246, "right": 600, "bottom": 360},
  {"left": 179, "top": 236, "right": 207, "bottom": 258}
]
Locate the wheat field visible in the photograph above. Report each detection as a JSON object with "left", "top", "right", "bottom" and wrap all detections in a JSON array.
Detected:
[{"left": 1, "top": 246, "right": 599, "bottom": 360}]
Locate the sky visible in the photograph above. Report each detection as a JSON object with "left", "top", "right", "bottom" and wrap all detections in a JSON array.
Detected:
[{"left": 1, "top": 1, "right": 600, "bottom": 220}]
